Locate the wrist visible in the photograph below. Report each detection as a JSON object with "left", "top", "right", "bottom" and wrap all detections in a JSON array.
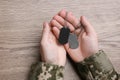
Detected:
[
  {"left": 42, "top": 59, "right": 66, "bottom": 67},
  {"left": 85, "top": 48, "right": 99, "bottom": 58}
]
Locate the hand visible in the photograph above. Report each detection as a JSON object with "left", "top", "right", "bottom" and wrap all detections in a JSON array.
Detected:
[
  {"left": 50, "top": 10, "right": 99, "bottom": 62},
  {"left": 40, "top": 22, "right": 66, "bottom": 66}
]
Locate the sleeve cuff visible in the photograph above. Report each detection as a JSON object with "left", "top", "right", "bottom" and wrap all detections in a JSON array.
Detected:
[
  {"left": 29, "top": 62, "right": 64, "bottom": 80},
  {"left": 76, "top": 50, "right": 119, "bottom": 80}
]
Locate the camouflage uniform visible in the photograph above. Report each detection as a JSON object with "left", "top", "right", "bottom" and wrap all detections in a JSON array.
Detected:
[
  {"left": 29, "top": 62, "right": 64, "bottom": 80},
  {"left": 76, "top": 50, "right": 120, "bottom": 80},
  {"left": 30, "top": 50, "right": 120, "bottom": 80}
]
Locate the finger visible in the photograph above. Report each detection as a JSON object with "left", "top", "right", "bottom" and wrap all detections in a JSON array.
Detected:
[
  {"left": 58, "top": 9, "right": 66, "bottom": 17},
  {"left": 58, "top": 9, "right": 67, "bottom": 16},
  {"left": 64, "top": 43, "right": 69, "bottom": 50},
  {"left": 42, "top": 22, "right": 50, "bottom": 40},
  {"left": 52, "top": 27, "right": 60, "bottom": 39},
  {"left": 53, "top": 15, "right": 75, "bottom": 32},
  {"left": 78, "top": 27, "right": 85, "bottom": 40},
  {"left": 51, "top": 19, "right": 63, "bottom": 29},
  {"left": 80, "top": 16, "right": 95, "bottom": 34},
  {"left": 74, "top": 27, "right": 83, "bottom": 36},
  {"left": 59, "top": 10, "right": 79, "bottom": 28},
  {"left": 67, "top": 12, "right": 80, "bottom": 28}
]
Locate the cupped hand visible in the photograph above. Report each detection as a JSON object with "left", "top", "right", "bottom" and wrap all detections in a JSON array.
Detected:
[
  {"left": 40, "top": 22, "right": 66, "bottom": 66},
  {"left": 50, "top": 9, "right": 99, "bottom": 62}
]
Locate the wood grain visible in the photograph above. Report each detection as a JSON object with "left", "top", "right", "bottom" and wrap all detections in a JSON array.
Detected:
[{"left": 0, "top": 0, "right": 120, "bottom": 80}]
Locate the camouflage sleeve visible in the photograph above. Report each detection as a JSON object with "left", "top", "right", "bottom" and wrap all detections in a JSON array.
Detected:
[
  {"left": 29, "top": 62, "right": 64, "bottom": 80},
  {"left": 75, "top": 50, "right": 120, "bottom": 80}
]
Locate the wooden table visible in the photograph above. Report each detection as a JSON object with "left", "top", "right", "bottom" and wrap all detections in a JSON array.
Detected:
[{"left": 0, "top": 0, "right": 120, "bottom": 80}]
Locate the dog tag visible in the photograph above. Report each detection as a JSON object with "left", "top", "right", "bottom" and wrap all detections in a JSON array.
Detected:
[
  {"left": 68, "top": 33, "right": 79, "bottom": 49},
  {"left": 58, "top": 27, "right": 70, "bottom": 44}
]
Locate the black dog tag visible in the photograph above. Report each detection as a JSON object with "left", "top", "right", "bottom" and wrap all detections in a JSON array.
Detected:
[
  {"left": 68, "top": 33, "right": 79, "bottom": 49},
  {"left": 58, "top": 27, "right": 70, "bottom": 44}
]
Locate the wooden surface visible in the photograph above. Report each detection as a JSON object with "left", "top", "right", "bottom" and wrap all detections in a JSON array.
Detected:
[{"left": 0, "top": 0, "right": 120, "bottom": 80}]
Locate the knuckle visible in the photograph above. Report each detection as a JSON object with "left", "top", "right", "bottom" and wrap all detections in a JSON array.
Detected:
[
  {"left": 53, "top": 15, "right": 58, "bottom": 20},
  {"left": 51, "top": 19, "right": 56, "bottom": 25}
]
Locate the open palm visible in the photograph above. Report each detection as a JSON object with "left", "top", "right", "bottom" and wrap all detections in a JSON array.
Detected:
[
  {"left": 40, "top": 22, "right": 66, "bottom": 66},
  {"left": 51, "top": 10, "right": 98, "bottom": 62}
]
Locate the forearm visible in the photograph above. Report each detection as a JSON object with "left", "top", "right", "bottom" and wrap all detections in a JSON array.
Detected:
[
  {"left": 75, "top": 50, "right": 120, "bottom": 80},
  {"left": 29, "top": 62, "right": 64, "bottom": 80}
]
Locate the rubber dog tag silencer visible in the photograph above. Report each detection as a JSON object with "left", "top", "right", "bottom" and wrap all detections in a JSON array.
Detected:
[
  {"left": 68, "top": 33, "right": 79, "bottom": 49},
  {"left": 58, "top": 27, "right": 70, "bottom": 44}
]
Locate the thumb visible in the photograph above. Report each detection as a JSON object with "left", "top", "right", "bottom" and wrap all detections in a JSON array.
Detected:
[
  {"left": 80, "top": 16, "right": 95, "bottom": 35},
  {"left": 42, "top": 22, "right": 50, "bottom": 40}
]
